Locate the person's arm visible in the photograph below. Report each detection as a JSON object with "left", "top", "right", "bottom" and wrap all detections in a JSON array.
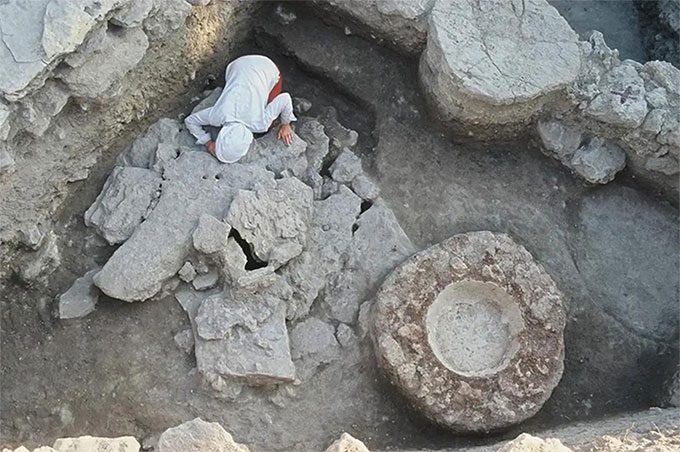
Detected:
[
  {"left": 184, "top": 108, "right": 213, "bottom": 146},
  {"left": 260, "top": 93, "right": 297, "bottom": 145}
]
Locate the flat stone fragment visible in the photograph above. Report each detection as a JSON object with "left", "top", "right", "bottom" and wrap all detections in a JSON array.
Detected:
[
  {"left": 325, "top": 432, "right": 370, "bottom": 452},
  {"left": 570, "top": 138, "right": 626, "bottom": 184},
  {"left": 178, "top": 262, "right": 197, "bottom": 282},
  {"left": 84, "top": 166, "right": 162, "bottom": 245},
  {"left": 372, "top": 231, "right": 566, "bottom": 432},
  {"left": 18, "top": 225, "right": 44, "bottom": 250},
  {"left": 111, "top": 0, "right": 154, "bottom": 27},
  {"left": 52, "top": 436, "right": 140, "bottom": 452},
  {"left": 192, "top": 271, "right": 219, "bottom": 291},
  {"left": 420, "top": 0, "right": 581, "bottom": 126},
  {"left": 59, "top": 268, "right": 101, "bottom": 319},
  {"left": 537, "top": 119, "right": 583, "bottom": 163},
  {"left": 289, "top": 317, "right": 339, "bottom": 361},
  {"left": 158, "top": 418, "right": 249, "bottom": 452},
  {"left": 330, "top": 149, "right": 363, "bottom": 184}
]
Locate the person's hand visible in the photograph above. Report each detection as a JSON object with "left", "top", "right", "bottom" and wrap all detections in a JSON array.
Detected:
[
  {"left": 278, "top": 123, "right": 294, "bottom": 146},
  {"left": 206, "top": 141, "right": 216, "bottom": 157}
]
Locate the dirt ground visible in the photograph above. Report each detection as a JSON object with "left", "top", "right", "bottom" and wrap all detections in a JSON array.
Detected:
[{"left": 1, "top": 3, "right": 678, "bottom": 452}]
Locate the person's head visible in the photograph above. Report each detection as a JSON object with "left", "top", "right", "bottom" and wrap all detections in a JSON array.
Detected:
[{"left": 215, "top": 122, "right": 253, "bottom": 163}]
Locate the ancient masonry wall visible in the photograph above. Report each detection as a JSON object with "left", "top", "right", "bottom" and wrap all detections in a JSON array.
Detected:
[{"left": 0, "top": 0, "right": 262, "bottom": 275}]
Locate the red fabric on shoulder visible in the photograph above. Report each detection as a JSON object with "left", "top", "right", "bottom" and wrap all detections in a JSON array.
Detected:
[{"left": 268, "top": 71, "right": 283, "bottom": 103}]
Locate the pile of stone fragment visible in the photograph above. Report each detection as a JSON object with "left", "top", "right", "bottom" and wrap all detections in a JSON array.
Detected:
[{"left": 58, "top": 92, "right": 414, "bottom": 397}]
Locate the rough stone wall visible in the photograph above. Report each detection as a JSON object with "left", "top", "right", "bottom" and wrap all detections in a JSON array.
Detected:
[{"left": 0, "top": 0, "right": 262, "bottom": 276}]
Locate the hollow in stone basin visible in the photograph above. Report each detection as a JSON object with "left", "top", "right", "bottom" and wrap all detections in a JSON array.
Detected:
[{"left": 426, "top": 280, "right": 524, "bottom": 377}]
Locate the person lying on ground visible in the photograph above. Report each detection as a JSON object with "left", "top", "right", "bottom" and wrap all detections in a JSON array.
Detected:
[{"left": 184, "top": 54, "right": 296, "bottom": 163}]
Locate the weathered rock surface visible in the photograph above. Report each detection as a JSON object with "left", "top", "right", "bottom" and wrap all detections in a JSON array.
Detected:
[
  {"left": 498, "top": 433, "right": 572, "bottom": 452},
  {"left": 372, "top": 231, "right": 566, "bottom": 432},
  {"left": 157, "top": 418, "right": 249, "bottom": 452},
  {"left": 569, "top": 138, "right": 626, "bottom": 184},
  {"left": 52, "top": 436, "right": 140, "bottom": 452},
  {"left": 420, "top": 0, "right": 581, "bottom": 127},
  {"left": 84, "top": 167, "right": 161, "bottom": 245},
  {"left": 573, "top": 186, "right": 679, "bottom": 343},
  {"left": 58, "top": 268, "right": 101, "bottom": 319}
]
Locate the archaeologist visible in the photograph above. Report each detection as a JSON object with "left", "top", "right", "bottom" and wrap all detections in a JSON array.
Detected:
[{"left": 184, "top": 54, "right": 296, "bottom": 163}]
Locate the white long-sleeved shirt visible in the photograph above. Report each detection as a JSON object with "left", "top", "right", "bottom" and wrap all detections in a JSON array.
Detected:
[{"left": 185, "top": 55, "right": 296, "bottom": 145}]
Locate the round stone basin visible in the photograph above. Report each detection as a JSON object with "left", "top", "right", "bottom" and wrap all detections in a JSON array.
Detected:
[
  {"left": 371, "top": 231, "right": 567, "bottom": 433},
  {"left": 426, "top": 280, "right": 524, "bottom": 377}
]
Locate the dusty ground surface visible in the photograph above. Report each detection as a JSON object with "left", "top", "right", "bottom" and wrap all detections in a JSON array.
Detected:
[{"left": 1, "top": 3, "right": 678, "bottom": 452}]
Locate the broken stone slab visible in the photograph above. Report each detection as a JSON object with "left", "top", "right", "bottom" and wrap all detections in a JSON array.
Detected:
[
  {"left": 17, "top": 231, "right": 61, "bottom": 283},
  {"left": 325, "top": 432, "right": 370, "bottom": 452},
  {"left": 225, "top": 177, "right": 313, "bottom": 265},
  {"left": 318, "top": 0, "right": 434, "bottom": 54},
  {"left": 192, "top": 214, "right": 231, "bottom": 255},
  {"left": 239, "top": 127, "right": 309, "bottom": 178},
  {"left": 192, "top": 270, "right": 219, "bottom": 291},
  {"left": 157, "top": 418, "right": 249, "bottom": 452},
  {"left": 178, "top": 261, "right": 196, "bottom": 282},
  {"left": 372, "top": 231, "right": 566, "bottom": 432},
  {"left": 58, "top": 26, "right": 149, "bottom": 100},
  {"left": 58, "top": 268, "right": 101, "bottom": 319},
  {"left": 536, "top": 119, "right": 584, "bottom": 164},
  {"left": 570, "top": 138, "right": 626, "bottom": 184},
  {"left": 317, "top": 107, "right": 359, "bottom": 156},
  {"left": 280, "top": 185, "right": 361, "bottom": 320},
  {"left": 289, "top": 317, "right": 340, "bottom": 362},
  {"left": 94, "top": 151, "right": 276, "bottom": 302},
  {"left": 420, "top": 0, "right": 581, "bottom": 127},
  {"left": 52, "top": 436, "right": 141, "bottom": 452},
  {"left": 351, "top": 174, "right": 380, "bottom": 201},
  {"left": 84, "top": 166, "right": 162, "bottom": 245},
  {"left": 116, "top": 118, "right": 184, "bottom": 169},
  {"left": 330, "top": 149, "right": 363, "bottom": 184}
]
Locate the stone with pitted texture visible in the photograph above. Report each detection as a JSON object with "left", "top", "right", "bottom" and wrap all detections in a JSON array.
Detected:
[
  {"left": 158, "top": 418, "right": 249, "bottom": 452},
  {"left": 372, "top": 231, "right": 566, "bottom": 432}
]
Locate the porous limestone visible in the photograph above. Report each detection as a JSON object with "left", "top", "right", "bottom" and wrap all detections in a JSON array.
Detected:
[
  {"left": 372, "top": 231, "right": 566, "bottom": 432},
  {"left": 157, "top": 418, "right": 249, "bottom": 452}
]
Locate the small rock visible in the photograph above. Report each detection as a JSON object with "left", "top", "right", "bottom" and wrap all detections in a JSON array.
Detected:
[
  {"left": 336, "top": 323, "right": 357, "bottom": 348},
  {"left": 178, "top": 262, "right": 197, "bottom": 282},
  {"left": 0, "top": 149, "right": 15, "bottom": 176},
  {"left": 111, "top": 0, "right": 154, "bottom": 28},
  {"left": 536, "top": 119, "right": 583, "bottom": 163},
  {"left": 19, "top": 224, "right": 44, "bottom": 250},
  {"left": 141, "top": 434, "right": 158, "bottom": 451},
  {"left": 498, "top": 433, "right": 572, "bottom": 452},
  {"left": 192, "top": 271, "right": 219, "bottom": 291},
  {"left": 330, "top": 149, "right": 363, "bottom": 184},
  {"left": 59, "top": 268, "right": 101, "bottom": 319},
  {"left": 52, "top": 436, "right": 141, "bottom": 451},
  {"left": 192, "top": 215, "right": 230, "bottom": 255},
  {"left": 351, "top": 174, "right": 380, "bottom": 201},
  {"left": 325, "top": 433, "right": 370, "bottom": 452},
  {"left": 173, "top": 328, "right": 194, "bottom": 354},
  {"left": 18, "top": 231, "right": 61, "bottom": 283},
  {"left": 158, "top": 418, "right": 249, "bottom": 452},
  {"left": 570, "top": 138, "right": 626, "bottom": 184},
  {"left": 293, "top": 97, "right": 312, "bottom": 114}
]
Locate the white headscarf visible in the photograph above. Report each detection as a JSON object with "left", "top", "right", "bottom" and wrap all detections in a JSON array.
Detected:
[{"left": 215, "top": 122, "right": 253, "bottom": 163}]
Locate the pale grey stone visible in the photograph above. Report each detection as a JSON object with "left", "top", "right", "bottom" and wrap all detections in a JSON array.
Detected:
[
  {"left": 290, "top": 317, "right": 339, "bottom": 361},
  {"left": 570, "top": 138, "right": 626, "bottom": 184},
  {"left": 173, "top": 328, "right": 194, "bottom": 354},
  {"left": 15, "top": 81, "right": 70, "bottom": 137},
  {"left": 19, "top": 224, "right": 44, "bottom": 250},
  {"left": 351, "top": 174, "right": 380, "bottom": 201},
  {"left": 0, "top": 148, "right": 15, "bottom": 176},
  {"left": 585, "top": 63, "right": 648, "bottom": 129},
  {"left": 0, "top": 101, "right": 11, "bottom": 141},
  {"left": 192, "top": 270, "right": 219, "bottom": 291},
  {"left": 144, "top": 0, "right": 193, "bottom": 40},
  {"left": 335, "top": 323, "right": 357, "bottom": 348},
  {"left": 178, "top": 262, "right": 197, "bottom": 282},
  {"left": 318, "top": 107, "right": 358, "bottom": 155},
  {"left": 85, "top": 166, "right": 162, "bottom": 245},
  {"left": 111, "top": 0, "right": 154, "bottom": 27},
  {"left": 192, "top": 214, "right": 230, "bottom": 255},
  {"left": 645, "top": 154, "right": 679, "bottom": 176},
  {"left": 420, "top": 0, "right": 581, "bottom": 126},
  {"left": 116, "top": 118, "right": 184, "bottom": 169},
  {"left": 326, "top": 433, "right": 369, "bottom": 452},
  {"left": 330, "top": 149, "right": 362, "bottom": 184},
  {"left": 58, "top": 26, "right": 149, "bottom": 100},
  {"left": 239, "top": 126, "right": 309, "bottom": 178},
  {"left": 537, "top": 119, "right": 583, "bottom": 163},
  {"left": 498, "top": 434, "right": 571, "bottom": 452},
  {"left": 58, "top": 268, "right": 101, "bottom": 319},
  {"left": 52, "top": 436, "right": 141, "bottom": 451},
  {"left": 225, "top": 177, "right": 313, "bottom": 264},
  {"left": 18, "top": 231, "right": 61, "bottom": 283},
  {"left": 158, "top": 418, "right": 249, "bottom": 452},
  {"left": 296, "top": 119, "right": 329, "bottom": 174},
  {"left": 646, "top": 88, "right": 668, "bottom": 109}
]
